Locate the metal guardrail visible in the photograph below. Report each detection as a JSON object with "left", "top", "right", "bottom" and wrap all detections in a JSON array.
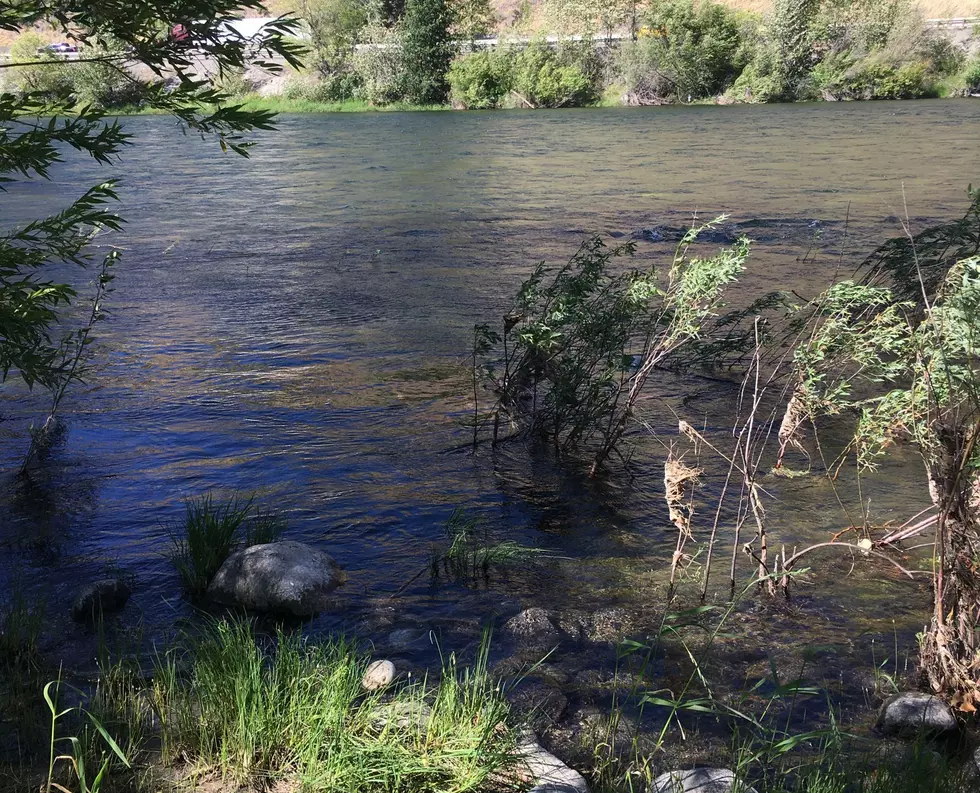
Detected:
[{"left": 926, "top": 17, "right": 979, "bottom": 28}]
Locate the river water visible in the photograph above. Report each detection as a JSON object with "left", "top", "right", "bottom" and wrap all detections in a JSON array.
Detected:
[{"left": 2, "top": 101, "right": 980, "bottom": 725}]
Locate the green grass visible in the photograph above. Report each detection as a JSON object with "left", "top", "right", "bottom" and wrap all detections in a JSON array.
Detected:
[
  {"left": 149, "top": 617, "right": 518, "bottom": 792},
  {"left": 167, "top": 492, "right": 285, "bottom": 597}
]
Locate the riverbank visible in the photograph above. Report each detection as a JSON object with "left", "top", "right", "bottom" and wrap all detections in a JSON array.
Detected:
[
  {"left": 2, "top": 573, "right": 977, "bottom": 793},
  {"left": 102, "top": 89, "right": 978, "bottom": 117}
]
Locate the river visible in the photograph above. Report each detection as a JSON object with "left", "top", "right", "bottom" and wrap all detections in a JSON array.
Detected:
[{"left": 2, "top": 100, "right": 979, "bottom": 730}]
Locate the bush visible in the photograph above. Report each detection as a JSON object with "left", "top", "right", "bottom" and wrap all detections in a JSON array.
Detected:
[
  {"left": 6, "top": 32, "right": 72, "bottom": 95},
  {"left": 917, "top": 33, "right": 966, "bottom": 77},
  {"left": 351, "top": 21, "right": 407, "bottom": 105},
  {"left": 284, "top": 71, "right": 363, "bottom": 102},
  {"left": 729, "top": 43, "right": 794, "bottom": 103},
  {"left": 817, "top": 58, "right": 933, "bottom": 100},
  {"left": 965, "top": 56, "right": 980, "bottom": 93},
  {"left": 510, "top": 41, "right": 596, "bottom": 108},
  {"left": 633, "top": 0, "right": 751, "bottom": 101},
  {"left": 304, "top": 0, "right": 369, "bottom": 75},
  {"left": 448, "top": 50, "right": 511, "bottom": 108}
]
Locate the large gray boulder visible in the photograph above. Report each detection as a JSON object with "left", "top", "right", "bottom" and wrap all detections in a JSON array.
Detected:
[
  {"left": 652, "top": 769, "right": 757, "bottom": 793},
  {"left": 208, "top": 541, "right": 346, "bottom": 616},
  {"left": 877, "top": 692, "right": 958, "bottom": 738},
  {"left": 70, "top": 578, "right": 131, "bottom": 623}
]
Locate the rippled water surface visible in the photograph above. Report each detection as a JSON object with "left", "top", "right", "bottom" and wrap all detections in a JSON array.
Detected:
[{"left": 2, "top": 101, "right": 980, "bottom": 688}]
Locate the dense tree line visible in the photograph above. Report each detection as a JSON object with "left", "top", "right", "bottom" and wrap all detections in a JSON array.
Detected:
[{"left": 2, "top": 0, "right": 979, "bottom": 109}]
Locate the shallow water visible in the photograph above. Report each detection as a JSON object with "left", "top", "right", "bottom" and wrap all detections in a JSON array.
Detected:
[{"left": 2, "top": 101, "right": 979, "bottom": 711}]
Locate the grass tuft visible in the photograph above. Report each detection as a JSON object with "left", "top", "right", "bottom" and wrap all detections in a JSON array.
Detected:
[{"left": 151, "top": 617, "right": 518, "bottom": 792}]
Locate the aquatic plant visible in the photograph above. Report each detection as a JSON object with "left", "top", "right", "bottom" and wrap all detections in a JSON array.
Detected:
[
  {"left": 151, "top": 616, "right": 518, "bottom": 791},
  {"left": 432, "top": 508, "right": 546, "bottom": 581}
]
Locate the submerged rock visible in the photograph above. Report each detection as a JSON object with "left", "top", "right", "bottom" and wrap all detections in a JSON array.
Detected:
[
  {"left": 877, "top": 692, "right": 958, "bottom": 738},
  {"left": 505, "top": 608, "right": 561, "bottom": 648},
  {"left": 386, "top": 628, "right": 430, "bottom": 650},
  {"left": 652, "top": 768, "right": 757, "bottom": 793},
  {"left": 362, "top": 659, "right": 396, "bottom": 691},
  {"left": 207, "top": 541, "right": 346, "bottom": 616},
  {"left": 506, "top": 680, "right": 569, "bottom": 729},
  {"left": 70, "top": 579, "right": 131, "bottom": 623},
  {"left": 520, "top": 734, "right": 591, "bottom": 793}
]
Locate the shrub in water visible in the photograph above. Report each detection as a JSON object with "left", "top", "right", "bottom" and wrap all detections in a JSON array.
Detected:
[{"left": 448, "top": 50, "right": 512, "bottom": 108}]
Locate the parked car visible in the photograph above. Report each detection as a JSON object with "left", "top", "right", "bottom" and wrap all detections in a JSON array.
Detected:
[{"left": 37, "top": 42, "right": 78, "bottom": 55}]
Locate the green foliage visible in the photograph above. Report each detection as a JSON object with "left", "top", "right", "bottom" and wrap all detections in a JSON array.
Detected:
[
  {"left": 473, "top": 220, "right": 749, "bottom": 471},
  {"left": 302, "top": 0, "right": 370, "bottom": 74},
  {"left": 352, "top": 20, "right": 408, "bottom": 104},
  {"left": 964, "top": 55, "right": 980, "bottom": 93},
  {"left": 816, "top": 58, "right": 934, "bottom": 100},
  {"left": 917, "top": 34, "right": 966, "bottom": 77},
  {"left": 69, "top": 38, "right": 145, "bottom": 107},
  {"left": 547, "top": 0, "right": 637, "bottom": 36},
  {"left": 7, "top": 32, "right": 73, "bottom": 95},
  {"left": 43, "top": 679, "right": 130, "bottom": 793},
  {"left": 432, "top": 508, "right": 545, "bottom": 580},
  {"left": 510, "top": 40, "right": 596, "bottom": 107},
  {"left": 729, "top": 42, "right": 793, "bottom": 103},
  {"left": 167, "top": 492, "right": 285, "bottom": 596},
  {"left": 448, "top": 49, "right": 511, "bottom": 108},
  {"left": 400, "top": 0, "right": 457, "bottom": 104},
  {"left": 285, "top": 70, "right": 364, "bottom": 101},
  {"left": 629, "top": 0, "right": 750, "bottom": 101},
  {"left": 152, "top": 617, "right": 517, "bottom": 790}
]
